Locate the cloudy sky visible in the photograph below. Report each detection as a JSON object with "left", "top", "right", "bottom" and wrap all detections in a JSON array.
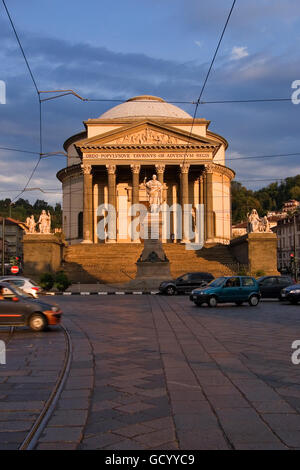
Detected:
[{"left": 0, "top": 0, "right": 300, "bottom": 206}]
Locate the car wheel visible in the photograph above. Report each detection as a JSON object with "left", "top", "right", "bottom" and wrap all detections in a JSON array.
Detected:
[
  {"left": 248, "top": 295, "right": 259, "bottom": 307},
  {"left": 289, "top": 299, "right": 299, "bottom": 305},
  {"left": 195, "top": 301, "right": 202, "bottom": 307},
  {"left": 29, "top": 313, "right": 47, "bottom": 332},
  {"left": 166, "top": 286, "right": 176, "bottom": 296},
  {"left": 235, "top": 301, "right": 243, "bottom": 306},
  {"left": 208, "top": 296, "right": 218, "bottom": 308}
]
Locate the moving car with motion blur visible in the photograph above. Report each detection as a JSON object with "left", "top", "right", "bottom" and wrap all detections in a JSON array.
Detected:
[
  {"left": 0, "top": 282, "right": 62, "bottom": 331},
  {"left": 190, "top": 276, "right": 260, "bottom": 307},
  {"left": 280, "top": 284, "right": 300, "bottom": 304},
  {"left": 159, "top": 272, "right": 214, "bottom": 295},
  {"left": 0, "top": 276, "right": 42, "bottom": 298},
  {"left": 257, "top": 275, "right": 294, "bottom": 300}
]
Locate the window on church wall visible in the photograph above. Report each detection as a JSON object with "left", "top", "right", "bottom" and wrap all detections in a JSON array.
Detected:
[{"left": 78, "top": 212, "right": 83, "bottom": 239}]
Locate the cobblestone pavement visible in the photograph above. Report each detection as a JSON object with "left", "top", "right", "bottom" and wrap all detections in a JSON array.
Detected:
[
  {"left": 0, "top": 326, "right": 65, "bottom": 450},
  {"left": 1, "top": 296, "right": 300, "bottom": 450}
]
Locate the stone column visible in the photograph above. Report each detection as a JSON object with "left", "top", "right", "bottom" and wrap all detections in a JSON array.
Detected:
[
  {"left": 131, "top": 164, "right": 140, "bottom": 206},
  {"left": 180, "top": 163, "right": 190, "bottom": 243},
  {"left": 81, "top": 164, "right": 93, "bottom": 244},
  {"left": 204, "top": 164, "right": 214, "bottom": 242},
  {"left": 199, "top": 174, "right": 204, "bottom": 205},
  {"left": 155, "top": 164, "right": 165, "bottom": 185},
  {"left": 155, "top": 164, "right": 166, "bottom": 241},
  {"left": 106, "top": 164, "right": 117, "bottom": 243},
  {"left": 130, "top": 164, "right": 141, "bottom": 243}
]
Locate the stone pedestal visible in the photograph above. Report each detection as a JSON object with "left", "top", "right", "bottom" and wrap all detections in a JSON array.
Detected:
[
  {"left": 133, "top": 210, "right": 171, "bottom": 286},
  {"left": 23, "top": 234, "right": 65, "bottom": 277},
  {"left": 230, "top": 232, "right": 279, "bottom": 275}
]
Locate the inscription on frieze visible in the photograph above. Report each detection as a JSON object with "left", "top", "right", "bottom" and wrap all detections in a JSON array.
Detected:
[{"left": 85, "top": 153, "right": 210, "bottom": 160}]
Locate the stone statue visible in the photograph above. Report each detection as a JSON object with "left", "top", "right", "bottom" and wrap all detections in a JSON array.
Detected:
[
  {"left": 38, "top": 210, "right": 51, "bottom": 234},
  {"left": 261, "top": 215, "right": 271, "bottom": 233},
  {"left": 25, "top": 215, "right": 37, "bottom": 234},
  {"left": 247, "top": 209, "right": 260, "bottom": 233},
  {"left": 247, "top": 209, "right": 271, "bottom": 233},
  {"left": 144, "top": 175, "right": 162, "bottom": 212}
]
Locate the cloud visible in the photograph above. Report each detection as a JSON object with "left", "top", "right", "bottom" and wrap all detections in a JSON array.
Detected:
[
  {"left": 230, "top": 46, "right": 249, "bottom": 61},
  {"left": 194, "top": 40, "right": 203, "bottom": 48}
]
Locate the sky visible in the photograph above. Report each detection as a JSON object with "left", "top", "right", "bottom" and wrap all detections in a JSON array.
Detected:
[{"left": 0, "top": 0, "right": 300, "bottom": 207}]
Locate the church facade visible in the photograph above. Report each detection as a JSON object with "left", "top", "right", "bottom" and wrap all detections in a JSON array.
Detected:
[{"left": 57, "top": 95, "right": 234, "bottom": 245}]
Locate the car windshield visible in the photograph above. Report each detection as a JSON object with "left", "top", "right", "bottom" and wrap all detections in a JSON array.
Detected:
[{"left": 206, "top": 277, "right": 226, "bottom": 287}]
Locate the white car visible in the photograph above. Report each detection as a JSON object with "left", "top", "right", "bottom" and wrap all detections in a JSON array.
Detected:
[{"left": 0, "top": 276, "right": 42, "bottom": 298}]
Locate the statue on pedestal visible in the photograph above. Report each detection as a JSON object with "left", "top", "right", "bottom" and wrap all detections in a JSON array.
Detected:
[
  {"left": 38, "top": 210, "right": 51, "bottom": 234},
  {"left": 143, "top": 175, "right": 162, "bottom": 213},
  {"left": 247, "top": 209, "right": 272, "bottom": 233},
  {"left": 25, "top": 215, "right": 37, "bottom": 234}
]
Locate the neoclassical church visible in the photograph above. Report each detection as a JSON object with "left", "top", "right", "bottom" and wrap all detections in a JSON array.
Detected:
[{"left": 57, "top": 95, "right": 234, "bottom": 246}]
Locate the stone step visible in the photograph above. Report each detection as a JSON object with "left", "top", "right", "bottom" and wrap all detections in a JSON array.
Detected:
[{"left": 61, "top": 242, "right": 236, "bottom": 283}]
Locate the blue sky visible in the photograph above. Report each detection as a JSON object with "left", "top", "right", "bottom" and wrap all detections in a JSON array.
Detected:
[{"left": 0, "top": 0, "right": 300, "bottom": 205}]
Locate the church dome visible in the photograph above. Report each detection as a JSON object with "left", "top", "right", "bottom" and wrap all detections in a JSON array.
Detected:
[{"left": 98, "top": 95, "right": 192, "bottom": 119}]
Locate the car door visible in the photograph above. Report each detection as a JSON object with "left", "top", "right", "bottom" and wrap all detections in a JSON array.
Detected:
[
  {"left": 241, "top": 277, "right": 257, "bottom": 300},
  {"left": 190, "top": 273, "right": 205, "bottom": 291},
  {"left": 176, "top": 274, "right": 190, "bottom": 293},
  {"left": 219, "top": 277, "right": 241, "bottom": 302},
  {"left": 259, "top": 277, "right": 277, "bottom": 298},
  {"left": 0, "top": 288, "right": 26, "bottom": 325}
]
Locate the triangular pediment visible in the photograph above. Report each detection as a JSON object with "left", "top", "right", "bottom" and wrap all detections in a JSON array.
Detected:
[{"left": 76, "top": 120, "right": 220, "bottom": 150}]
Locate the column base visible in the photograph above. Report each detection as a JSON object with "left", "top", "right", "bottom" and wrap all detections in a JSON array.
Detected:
[
  {"left": 106, "top": 239, "right": 116, "bottom": 243},
  {"left": 81, "top": 239, "right": 93, "bottom": 244},
  {"left": 132, "top": 239, "right": 141, "bottom": 243},
  {"left": 181, "top": 239, "right": 190, "bottom": 244}
]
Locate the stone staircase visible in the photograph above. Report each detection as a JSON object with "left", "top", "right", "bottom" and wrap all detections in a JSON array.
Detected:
[
  {"left": 164, "top": 244, "right": 236, "bottom": 279},
  {"left": 62, "top": 243, "right": 236, "bottom": 284}
]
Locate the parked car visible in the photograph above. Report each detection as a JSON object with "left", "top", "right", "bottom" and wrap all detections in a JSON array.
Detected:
[
  {"left": 0, "top": 276, "right": 42, "bottom": 298},
  {"left": 159, "top": 272, "right": 214, "bottom": 295},
  {"left": 0, "top": 282, "right": 62, "bottom": 331},
  {"left": 280, "top": 284, "right": 300, "bottom": 304},
  {"left": 190, "top": 275, "right": 260, "bottom": 307},
  {"left": 257, "top": 275, "right": 294, "bottom": 300}
]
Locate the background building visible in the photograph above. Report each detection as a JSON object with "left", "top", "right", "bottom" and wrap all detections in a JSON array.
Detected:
[
  {"left": 0, "top": 217, "right": 25, "bottom": 263},
  {"left": 275, "top": 212, "right": 300, "bottom": 273}
]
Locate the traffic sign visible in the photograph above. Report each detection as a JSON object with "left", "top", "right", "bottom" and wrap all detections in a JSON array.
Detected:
[{"left": 11, "top": 266, "right": 19, "bottom": 274}]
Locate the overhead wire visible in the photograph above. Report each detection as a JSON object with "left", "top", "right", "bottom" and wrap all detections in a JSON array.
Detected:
[
  {"left": 182, "top": 0, "right": 237, "bottom": 166},
  {"left": 2, "top": 0, "right": 43, "bottom": 202}
]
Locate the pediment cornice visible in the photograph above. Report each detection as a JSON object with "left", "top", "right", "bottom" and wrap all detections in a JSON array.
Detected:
[{"left": 75, "top": 120, "right": 220, "bottom": 153}]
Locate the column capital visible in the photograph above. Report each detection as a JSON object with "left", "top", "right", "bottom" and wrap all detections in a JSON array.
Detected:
[
  {"left": 130, "top": 164, "right": 141, "bottom": 174},
  {"left": 155, "top": 164, "right": 165, "bottom": 174},
  {"left": 180, "top": 163, "right": 190, "bottom": 174},
  {"left": 81, "top": 164, "right": 92, "bottom": 175},
  {"left": 204, "top": 163, "right": 214, "bottom": 174},
  {"left": 106, "top": 164, "right": 116, "bottom": 175}
]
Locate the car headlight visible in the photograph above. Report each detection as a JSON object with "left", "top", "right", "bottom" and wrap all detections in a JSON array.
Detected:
[
  {"left": 290, "top": 290, "right": 300, "bottom": 294},
  {"left": 51, "top": 306, "right": 59, "bottom": 312}
]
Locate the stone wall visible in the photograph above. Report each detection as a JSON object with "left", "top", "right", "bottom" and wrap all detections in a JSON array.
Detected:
[{"left": 23, "top": 234, "right": 66, "bottom": 279}]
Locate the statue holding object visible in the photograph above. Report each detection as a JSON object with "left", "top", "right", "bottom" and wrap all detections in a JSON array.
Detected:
[{"left": 247, "top": 209, "right": 272, "bottom": 233}]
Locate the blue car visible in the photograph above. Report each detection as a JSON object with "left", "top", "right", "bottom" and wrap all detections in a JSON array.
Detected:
[
  {"left": 281, "top": 284, "right": 300, "bottom": 304},
  {"left": 190, "top": 276, "right": 261, "bottom": 307}
]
